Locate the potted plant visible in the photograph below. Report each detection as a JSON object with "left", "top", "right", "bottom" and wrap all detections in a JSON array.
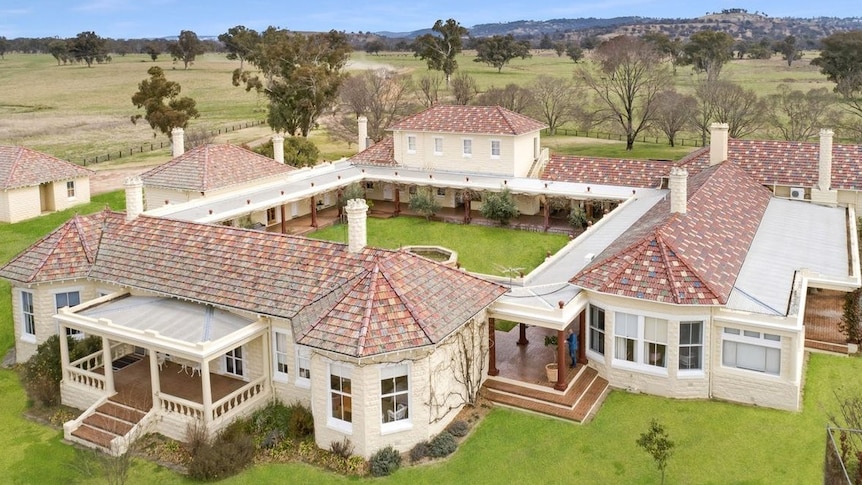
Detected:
[{"left": 544, "top": 335, "right": 558, "bottom": 382}]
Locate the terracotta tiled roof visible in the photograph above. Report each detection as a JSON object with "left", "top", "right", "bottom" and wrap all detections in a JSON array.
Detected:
[
  {"left": 297, "top": 252, "right": 506, "bottom": 357},
  {"left": 543, "top": 155, "right": 673, "bottom": 188},
  {"left": 0, "top": 210, "right": 116, "bottom": 284},
  {"left": 0, "top": 146, "right": 93, "bottom": 190},
  {"left": 349, "top": 136, "right": 396, "bottom": 166},
  {"left": 389, "top": 105, "right": 547, "bottom": 135},
  {"left": 680, "top": 139, "right": 862, "bottom": 190},
  {"left": 139, "top": 144, "right": 295, "bottom": 192},
  {"left": 572, "top": 162, "right": 771, "bottom": 305},
  {"left": 1, "top": 210, "right": 505, "bottom": 357}
]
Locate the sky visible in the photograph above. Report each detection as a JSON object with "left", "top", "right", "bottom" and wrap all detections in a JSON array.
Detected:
[{"left": 1, "top": 0, "right": 860, "bottom": 39}]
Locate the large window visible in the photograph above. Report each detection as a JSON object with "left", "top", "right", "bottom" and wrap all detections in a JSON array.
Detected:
[
  {"left": 722, "top": 328, "right": 781, "bottom": 375},
  {"left": 21, "top": 291, "right": 35, "bottom": 338},
  {"left": 55, "top": 291, "right": 82, "bottom": 337},
  {"left": 380, "top": 365, "right": 410, "bottom": 427},
  {"left": 679, "top": 321, "right": 703, "bottom": 370},
  {"left": 296, "top": 345, "right": 311, "bottom": 386},
  {"left": 273, "top": 331, "right": 289, "bottom": 380},
  {"left": 462, "top": 139, "right": 472, "bottom": 157},
  {"left": 614, "top": 312, "right": 668, "bottom": 369},
  {"left": 329, "top": 364, "right": 352, "bottom": 429},
  {"left": 433, "top": 137, "right": 443, "bottom": 155},
  {"left": 491, "top": 140, "right": 501, "bottom": 158},
  {"left": 589, "top": 305, "right": 605, "bottom": 355},
  {"left": 225, "top": 346, "right": 245, "bottom": 377},
  {"left": 407, "top": 135, "right": 417, "bottom": 153}
]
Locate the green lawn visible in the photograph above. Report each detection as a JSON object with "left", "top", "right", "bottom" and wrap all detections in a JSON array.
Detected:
[{"left": 308, "top": 217, "right": 571, "bottom": 276}]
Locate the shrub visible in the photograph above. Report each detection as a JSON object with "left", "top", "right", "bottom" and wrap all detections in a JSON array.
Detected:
[
  {"left": 409, "top": 187, "right": 441, "bottom": 221},
  {"left": 568, "top": 205, "right": 588, "bottom": 229},
  {"left": 446, "top": 420, "right": 470, "bottom": 438},
  {"left": 248, "top": 400, "right": 291, "bottom": 435},
  {"left": 409, "top": 440, "right": 430, "bottom": 463},
  {"left": 428, "top": 431, "right": 457, "bottom": 458},
  {"left": 330, "top": 437, "right": 354, "bottom": 459},
  {"left": 20, "top": 334, "right": 103, "bottom": 407},
  {"left": 187, "top": 423, "right": 254, "bottom": 480},
  {"left": 480, "top": 187, "right": 519, "bottom": 225},
  {"left": 287, "top": 402, "right": 314, "bottom": 439},
  {"left": 369, "top": 445, "right": 401, "bottom": 477},
  {"left": 841, "top": 288, "right": 862, "bottom": 344}
]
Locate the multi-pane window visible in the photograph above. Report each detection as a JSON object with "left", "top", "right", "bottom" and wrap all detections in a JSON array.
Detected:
[
  {"left": 613, "top": 312, "right": 669, "bottom": 368},
  {"left": 679, "top": 321, "right": 703, "bottom": 370},
  {"left": 21, "top": 291, "right": 35, "bottom": 337},
  {"left": 433, "top": 137, "right": 443, "bottom": 155},
  {"left": 225, "top": 346, "right": 245, "bottom": 377},
  {"left": 296, "top": 345, "right": 311, "bottom": 382},
  {"left": 644, "top": 317, "right": 668, "bottom": 368},
  {"left": 614, "top": 312, "right": 638, "bottom": 362},
  {"left": 330, "top": 364, "right": 352, "bottom": 425},
  {"left": 267, "top": 207, "right": 277, "bottom": 225},
  {"left": 436, "top": 188, "right": 446, "bottom": 197},
  {"left": 381, "top": 365, "right": 409, "bottom": 425},
  {"left": 273, "top": 331, "right": 289, "bottom": 379},
  {"left": 589, "top": 305, "right": 605, "bottom": 354},
  {"left": 491, "top": 140, "right": 501, "bottom": 158},
  {"left": 67, "top": 181, "right": 76, "bottom": 198},
  {"left": 56, "top": 291, "right": 82, "bottom": 336},
  {"left": 462, "top": 139, "right": 472, "bottom": 157},
  {"left": 407, "top": 135, "right": 417, "bottom": 153},
  {"left": 722, "top": 328, "right": 781, "bottom": 375}
]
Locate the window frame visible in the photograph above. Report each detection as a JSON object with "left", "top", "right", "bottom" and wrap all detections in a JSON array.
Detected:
[
  {"left": 679, "top": 321, "right": 704, "bottom": 373},
  {"left": 54, "top": 290, "right": 82, "bottom": 337},
  {"left": 295, "top": 345, "right": 311, "bottom": 388},
  {"left": 721, "top": 327, "right": 782, "bottom": 376},
  {"left": 266, "top": 207, "right": 277, "bottom": 225},
  {"left": 612, "top": 311, "right": 669, "bottom": 373},
  {"left": 588, "top": 305, "right": 605, "bottom": 356},
  {"left": 224, "top": 346, "right": 246, "bottom": 378},
  {"left": 490, "top": 139, "right": 501, "bottom": 159},
  {"left": 328, "top": 363, "right": 353, "bottom": 433},
  {"left": 407, "top": 134, "right": 417, "bottom": 154},
  {"left": 66, "top": 180, "right": 76, "bottom": 199},
  {"left": 433, "top": 137, "right": 443, "bottom": 156},
  {"left": 273, "top": 330, "right": 289, "bottom": 382},
  {"left": 462, "top": 138, "right": 472, "bottom": 158},
  {"left": 21, "top": 290, "right": 35, "bottom": 342},
  {"left": 380, "top": 363, "right": 412, "bottom": 434}
]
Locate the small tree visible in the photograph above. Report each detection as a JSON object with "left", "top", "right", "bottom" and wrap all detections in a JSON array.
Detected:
[
  {"left": 568, "top": 205, "right": 587, "bottom": 230},
  {"left": 450, "top": 72, "right": 478, "bottom": 105},
  {"left": 481, "top": 188, "right": 519, "bottom": 225},
  {"left": 636, "top": 419, "right": 675, "bottom": 485},
  {"left": 409, "top": 187, "right": 441, "bottom": 221},
  {"left": 473, "top": 34, "right": 531, "bottom": 72},
  {"left": 169, "top": 30, "right": 204, "bottom": 69},
  {"left": 131, "top": 66, "right": 199, "bottom": 137}
]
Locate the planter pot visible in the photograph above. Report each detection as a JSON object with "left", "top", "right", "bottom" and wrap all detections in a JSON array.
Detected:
[{"left": 545, "top": 362, "right": 558, "bottom": 382}]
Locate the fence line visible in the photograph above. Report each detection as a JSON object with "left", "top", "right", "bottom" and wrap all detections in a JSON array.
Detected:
[
  {"left": 80, "top": 119, "right": 267, "bottom": 166},
  {"left": 543, "top": 128, "right": 703, "bottom": 148}
]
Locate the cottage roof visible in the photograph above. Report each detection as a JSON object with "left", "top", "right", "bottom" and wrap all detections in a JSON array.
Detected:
[
  {"left": 543, "top": 156, "right": 673, "bottom": 188},
  {"left": 139, "top": 144, "right": 294, "bottom": 192},
  {"left": 680, "top": 139, "right": 862, "bottom": 190},
  {"left": 0, "top": 146, "right": 93, "bottom": 190},
  {"left": 572, "top": 162, "right": 771, "bottom": 305},
  {"left": 389, "top": 105, "right": 547, "bottom": 135},
  {"left": 349, "top": 136, "right": 396, "bottom": 166},
  {"left": 1, "top": 211, "right": 505, "bottom": 357}
]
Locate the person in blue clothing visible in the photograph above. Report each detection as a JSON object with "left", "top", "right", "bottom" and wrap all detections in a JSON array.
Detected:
[{"left": 566, "top": 329, "right": 578, "bottom": 368}]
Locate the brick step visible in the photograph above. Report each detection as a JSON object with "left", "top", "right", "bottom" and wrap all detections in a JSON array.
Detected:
[
  {"left": 83, "top": 412, "right": 134, "bottom": 436},
  {"left": 571, "top": 377, "right": 610, "bottom": 421},
  {"left": 805, "top": 339, "right": 849, "bottom": 354},
  {"left": 98, "top": 401, "right": 146, "bottom": 423},
  {"left": 484, "top": 367, "right": 598, "bottom": 407},
  {"left": 71, "top": 424, "right": 116, "bottom": 449}
]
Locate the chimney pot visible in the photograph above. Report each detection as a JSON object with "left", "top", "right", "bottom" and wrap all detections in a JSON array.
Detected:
[
  {"left": 709, "top": 123, "right": 729, "bottom": 165},
  {"left": 272, "top": 134, "right": 285, "bottom": 164},
  {"left": 171, "top": 127, "right": 185, "bottom": 157},
  {"left": 818, "top": 129, "right": 834, "bottom": 191}
]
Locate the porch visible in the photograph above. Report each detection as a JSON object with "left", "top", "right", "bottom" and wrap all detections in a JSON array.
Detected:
[{"left": 804, "top": 289, "right": 855, "bottom": 354}]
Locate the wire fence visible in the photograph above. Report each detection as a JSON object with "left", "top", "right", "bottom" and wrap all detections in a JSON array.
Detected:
[
  {"left": 80, "top": 119, "right": 267, "bottom": 166},
  {"left": 543, "top": 128, "right": 704, "bottom": 147}
]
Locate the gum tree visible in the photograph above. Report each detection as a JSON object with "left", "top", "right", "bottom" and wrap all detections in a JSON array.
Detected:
[{"left": 131, "top": 66, "right": 199, "bottom": 137}]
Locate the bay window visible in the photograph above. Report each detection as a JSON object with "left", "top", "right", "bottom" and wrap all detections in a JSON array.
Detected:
[
  {"left": 380, "top": 364, "right": 410, "bottom": 428},
  {"left": 613, "top": 312, "right": 668, "bottom": 369}
]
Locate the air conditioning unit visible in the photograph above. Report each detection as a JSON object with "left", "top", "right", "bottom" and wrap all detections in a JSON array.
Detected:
[{"left": 789, "top": 187, "right": 805, "bottom": 200}]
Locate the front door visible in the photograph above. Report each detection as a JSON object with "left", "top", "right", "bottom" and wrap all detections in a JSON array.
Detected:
[{"left": 383, "top": 184, "right": 394, "bottom": 201}]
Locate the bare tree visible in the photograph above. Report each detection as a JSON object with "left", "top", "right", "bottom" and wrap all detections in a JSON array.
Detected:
[
  {"left": 766, "top": 84, "right": 839, "bottom": 141},
  {"left": 652, "top": 90, "right": 696, "bottom": 146},
  {"left": 691, "top": 79, "right": 720, "bottom": 145},
  {"left": 416, "top": 72, "right": 443, "bottom": 108},
  {"left": 710, "top": 80, "right": 765, "bottom": 139},
  {"left": 528, "top": 75, "right": 577, "bottom": 135},
  {"left": 475, "top": 83, "right": 534, "bottom": 113},
  {"left": 450, "top": 72, "right": 478, "bottom": 105},
  {"left": 577, "top": 36, "right": 671, "bottom": 150},
  {"left": 338, "top": 69, "right": 415, "bottom": 142}
]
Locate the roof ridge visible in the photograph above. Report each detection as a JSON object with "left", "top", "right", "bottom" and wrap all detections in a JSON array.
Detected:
[
  {"left": 29, "top": 216, "right": 78, "bottom": 283},
  {"left": 355, "top": 262, "right": 380, "bottom": 356},
  {"left": 71, "top": 214, "right": 95, "bottom": 264},
  {"left": 379, "top": 253, "right": 434, "bottom": 341},
  {"left": 657, "top": 225, "right": 724, "bottom": 304},
  {"left": 655, "top": 233, "right": 682, "bottom": 304}
]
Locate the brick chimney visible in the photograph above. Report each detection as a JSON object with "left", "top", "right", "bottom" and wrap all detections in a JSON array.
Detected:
[
  {"left": 272, "top": 134, "right": 285, "bottom": 164},
  {"left": 818, "top": 129, "right": 833, "bottom": 191},
  {"left": 709, "top": 123, "right": 729, "bottom": 166},
  {"left": 171, "top": 127, "right": 185, "bottom": 157},
  {"left": 357, "top": 116, "right": 368, "bottom": 151},
  {"left": 124, "top": 176, "right": 143, "bottom": 222},
  {"left": 669, "top": 167, "right": 688, "bottom": 215},
  {"left": 345, "top": 198, "right": 368, "bottom": 253}
]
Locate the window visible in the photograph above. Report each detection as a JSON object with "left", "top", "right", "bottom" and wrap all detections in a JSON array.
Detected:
[
  {"left": 408, "top": 186, "right": 417, "bottom": 195},
  {"left": 381, "top": 365, "right": 410, "bottom": 427},
  {"left": 491, "top": 140, "right": 501, "bottom": 158},
  {"left": 613, "top": 312, "right": 668, "bottom": 368},
  {"left": 462, "top": 139, "right": 472, "bottom": 157},
  {"left": 436, "top": 188, "right": 446, "bottom": 197},
  {"left": 433, "top": 137, "right": 443, "bottom": 155},
  {"left": 21, "top": 291, "right": 35, "bottom": 338},
  {"left": 273, "top": 331, "right": 289, "bottom": 380},
  {"left": 407, "top": 135, "right": 417, "bottom": 153},
  {"left": 365, "top": 181, "right": 374, "bottom": 189},
  {"left": 589, "top": 305, "right": 605, "bottom": 355},
  {"left": 296, "top": 345, "right": 311, "bottom": 386},
  {"left": 225, "top": 346, "right": 245, "bottom": 377},
  {"left": 56, "top": 291, "right": 82, "bottom": 337},
  {"left": 66, "top": 181, "right": 76, "bottom": 198},
  {"left": 267, "top": 207, "right": 277, "bottom": 224},
  {"left": 679, "top": 321, "right": 703, "bottom": 370},
  {"left": 722, "top": 327, "right": 781, "bottom": 375},
  {"left": 329, "top": 364, "right": 352, "bottom": 429}
]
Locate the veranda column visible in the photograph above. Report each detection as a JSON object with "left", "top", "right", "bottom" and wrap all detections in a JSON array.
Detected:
[
  {"left": 488, "top": 318, "right": 499, "bottom": 376},
  {"left": 310, "top": 197, "right": 318, "bottom": 228},
  {"left": 102, "top": 336, "right": 115, "bottom": 394},
  {"left": 149, "top": 349, "right": 161, "bottom": 408},
  {"left": 280, "top": 204, "right": 287, "bottom": 234},
  {"left": 464, "top": 193, "right": 472, "bottom": 224},
  {"left": 542, "top": 196, "right": 550, "bottom": 232},
  {"left": 517, "top": 323, "right": 529, "bottom": 346},
  {"left": 555, "top": 330, "right": 566, "bottom": 391},
  {"left": 201, "top": 359, "right": 212, "bottom": 426},
  {"left": 578, "top": 310, "right": 586, "bottom": 364},
  {"left": 393, "top": 187, "right": 401, "bottom": 216},
  {"left": 59, "top": 325, "right": 70, "bottom": 377}
]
